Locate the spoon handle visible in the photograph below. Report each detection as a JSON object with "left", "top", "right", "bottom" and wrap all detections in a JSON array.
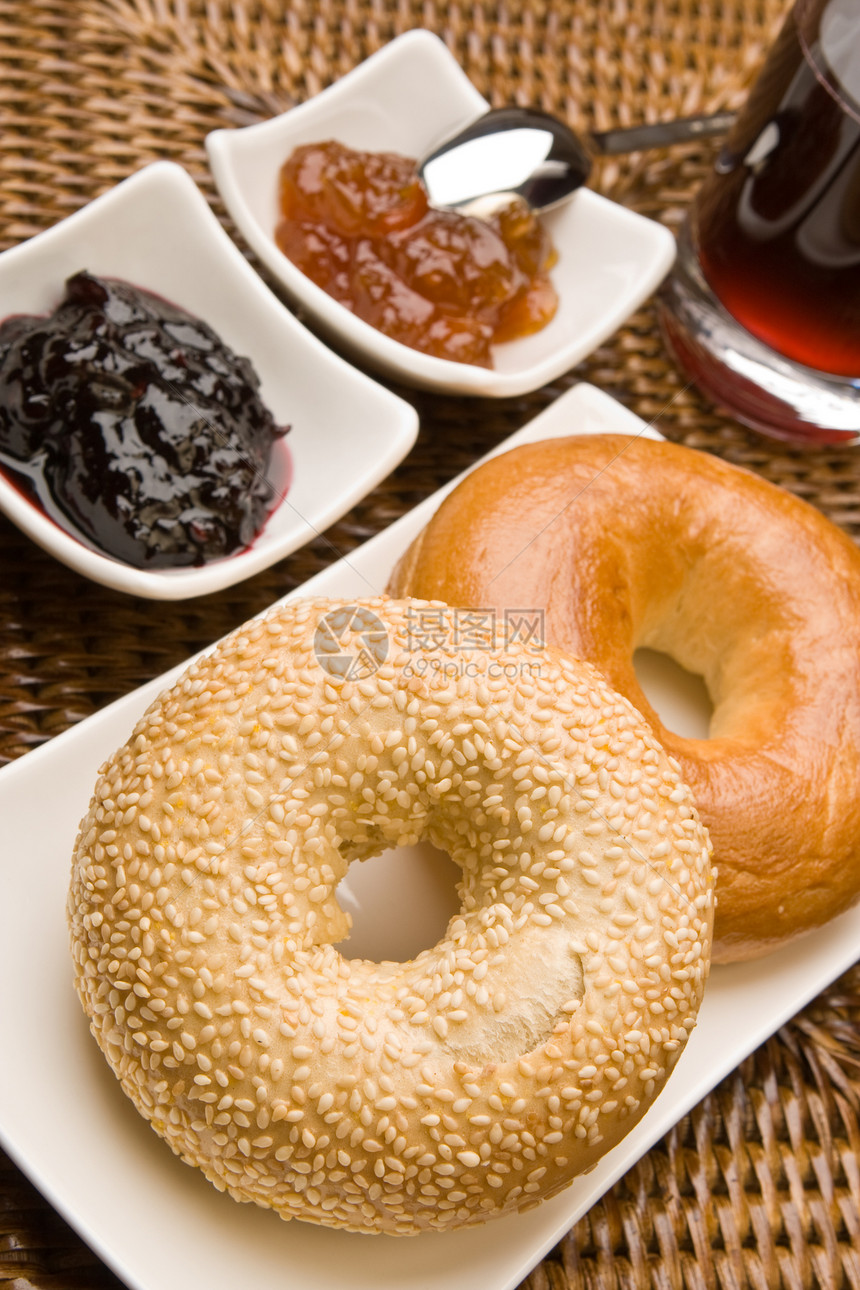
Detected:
[{"left": 590, "top": 110, "right": 737, "bottom": 156}]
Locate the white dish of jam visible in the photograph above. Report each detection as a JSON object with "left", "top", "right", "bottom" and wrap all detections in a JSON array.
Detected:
[
  {"left": 0, "top": 161, "right": 418, "bottom": 599},
  {"left": 206, "top": 30, "right": 677, "bottom": 397}
]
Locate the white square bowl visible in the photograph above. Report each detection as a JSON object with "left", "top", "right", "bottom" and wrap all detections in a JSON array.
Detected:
[
  {"left": 0, "top": 161, "right": 418, "bottom": 599},
  {"left": 206, "top": 29, "right": 676, "bottom": 397}
]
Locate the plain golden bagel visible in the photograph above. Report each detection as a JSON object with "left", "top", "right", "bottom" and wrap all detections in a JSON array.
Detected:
[
  {"left": 388, "top": 434, "right": 860, "bottom": 963},
  {"left": 68, "top": 597, "right": 713, "bottom": 1235}
]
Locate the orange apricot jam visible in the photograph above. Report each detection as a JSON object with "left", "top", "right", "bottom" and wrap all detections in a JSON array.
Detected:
[{"left": 275, "top": 140, "right": 558, "bottom": 367}]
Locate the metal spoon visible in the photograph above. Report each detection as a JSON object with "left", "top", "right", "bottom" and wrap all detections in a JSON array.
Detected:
[{"left": 418, "top": 106, "right": 736, "bottom": 213}]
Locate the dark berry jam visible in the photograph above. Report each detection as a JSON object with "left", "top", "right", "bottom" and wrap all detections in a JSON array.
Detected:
[{"left": 0, "top": 272, "right": 289, "bottom": 569}]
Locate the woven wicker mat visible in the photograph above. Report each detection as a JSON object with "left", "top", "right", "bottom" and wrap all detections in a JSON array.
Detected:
[{"left": 3, "top": 1, "right": 860, "bottom": 1287}]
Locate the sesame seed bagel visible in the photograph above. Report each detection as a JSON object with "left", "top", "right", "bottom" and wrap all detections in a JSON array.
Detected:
[
  {"left": 387, "top": 434, "right": 860, "bottom": 964},
  {"left": 68, "top": 597, "right": 713, "bottom": 1235}
]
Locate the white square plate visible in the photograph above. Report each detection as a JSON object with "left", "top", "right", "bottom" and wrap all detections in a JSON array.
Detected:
[
  {"left": 2, "top": 383, "right": 859, "bottom": 1290},
  {"left": 206, "top": 31, "right": 676, "bottom": 397},
  {"left": 0, "top": 161, "right": 418, "bottom": 599}
]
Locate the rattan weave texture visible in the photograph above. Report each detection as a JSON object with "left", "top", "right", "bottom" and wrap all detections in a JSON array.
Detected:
[{"left": 3, "top": 1, "right": 860, "bottom": 1287}]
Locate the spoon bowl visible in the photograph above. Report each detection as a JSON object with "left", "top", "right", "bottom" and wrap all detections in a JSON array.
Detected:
[
  {"left": 419, "top": 105, "right": 736, "bottom": 213},
  {"left": 418, "top": 107, "right": 593, "bottom": 212}
]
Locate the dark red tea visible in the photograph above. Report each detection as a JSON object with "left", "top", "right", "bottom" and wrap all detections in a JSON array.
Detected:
[{"left": 694, "top": 0, "right": 860, "bottom": 377}]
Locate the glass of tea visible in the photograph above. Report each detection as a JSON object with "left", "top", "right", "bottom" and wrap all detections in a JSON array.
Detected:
[{"left": 659, "top": 0, "right": 860, "bottom": 445}]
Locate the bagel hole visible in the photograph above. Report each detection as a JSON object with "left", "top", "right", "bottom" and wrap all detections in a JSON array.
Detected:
[
  {"left": 335, "top": 842, "right": 461, "bottom": 962},
  {"left": 633, "top": 648, "right": 713, "bottom": 739}
]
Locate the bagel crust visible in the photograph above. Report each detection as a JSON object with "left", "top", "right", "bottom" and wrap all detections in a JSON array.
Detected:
[
  {"left": 69, "top": 597, "right": 713, "bottom": 1235},
  {"left": 388, "top": 435, "right": 860, "bottom": 963}
]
